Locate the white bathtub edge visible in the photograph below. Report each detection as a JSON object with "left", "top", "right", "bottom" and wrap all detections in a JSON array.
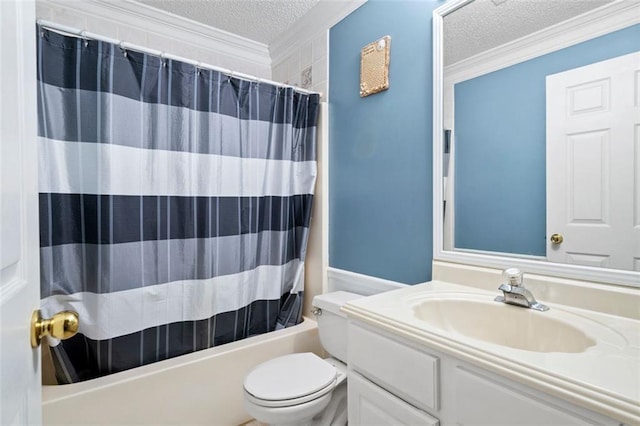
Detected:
[{"left": 43, "top": 317, "right": 322, "bottom": 425}]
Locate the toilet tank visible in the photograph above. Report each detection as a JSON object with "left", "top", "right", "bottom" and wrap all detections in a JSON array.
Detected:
[{"left": 312, "top": 291, "right": 364, "bottom": 362}]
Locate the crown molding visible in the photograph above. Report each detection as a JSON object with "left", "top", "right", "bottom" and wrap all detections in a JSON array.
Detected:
[
  {"left": 269, "top": 0, "right": 367, "bottom": 66},
  {"left": 444, "top": 0, "right": 640, "bottom": 85},
  {"left": 39, "top": 0, "right": 271, "bottom": 68}
]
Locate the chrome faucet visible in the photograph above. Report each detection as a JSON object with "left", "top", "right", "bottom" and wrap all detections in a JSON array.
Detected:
[{"left": 494, "top": 268, "right": 549, "bottom": 312}]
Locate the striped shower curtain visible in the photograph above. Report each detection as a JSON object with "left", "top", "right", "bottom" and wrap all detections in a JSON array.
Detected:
[{"left": 36, "top": 27, "right": 319, "bottom": 384}]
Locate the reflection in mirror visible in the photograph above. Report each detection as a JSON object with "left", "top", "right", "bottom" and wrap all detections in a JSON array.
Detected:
[{"left": 441, "top": 0, "right": 640, "bottom": 273}]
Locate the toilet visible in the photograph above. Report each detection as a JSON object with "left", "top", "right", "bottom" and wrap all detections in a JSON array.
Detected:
[{"left": 243, "top": 291, "right": 363, "bottom": 426}]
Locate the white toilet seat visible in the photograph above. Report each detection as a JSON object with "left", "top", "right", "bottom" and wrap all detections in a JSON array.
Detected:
[
  {"left": 243, "top": 353, "right": 339, "bottom": 408},
  {"left": 245, "top": 376, "right": 337, "bottom": 408}
]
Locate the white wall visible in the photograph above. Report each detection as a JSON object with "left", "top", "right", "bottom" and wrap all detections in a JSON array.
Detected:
[
  {"left": 272, "top": 28, "right": 329, "bottom": 316},
  {"left": 269, "top": 0, "right": 366, "bottom": 96},
  {"left": 271, "top": 31, "right": 328, "bottom": 94},
  {"left": 269, "top": 1, "right": 367, "bottom": 310},
  {"left": 36, "top": 0, "right": 272, "bottom": 78}
]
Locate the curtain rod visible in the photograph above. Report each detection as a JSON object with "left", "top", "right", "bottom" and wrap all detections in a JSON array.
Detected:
[{"left": 37, "top": 19, "right": 322, "bottom": 98}]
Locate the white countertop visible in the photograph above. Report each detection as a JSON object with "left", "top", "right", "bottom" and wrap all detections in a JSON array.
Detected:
[{"left": 342, "top": 280, "right": 640, "bottom": 424}]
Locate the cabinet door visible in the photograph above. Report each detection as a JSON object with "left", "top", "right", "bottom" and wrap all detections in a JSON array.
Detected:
[
  {"left": 454, "top": 367, "right": 618, "bottom": 426},
  {"left": 349, "top": 372, "right": 439, "bottom": 426},
  {"left": 349, "top": 322, "right": 440, "bottom": 412}
]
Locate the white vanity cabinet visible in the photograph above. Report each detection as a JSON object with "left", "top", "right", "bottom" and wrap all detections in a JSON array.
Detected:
[
  {"left": 349, "top": 372, "right": 440, "bottom": 426},
  {"left": 347, "top": 321, "right": 622, "bottom": 426}
]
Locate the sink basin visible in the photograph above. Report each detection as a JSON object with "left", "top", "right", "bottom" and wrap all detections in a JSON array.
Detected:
[{"left": 411, "top": 297, "right": 596, "bottom": 353}]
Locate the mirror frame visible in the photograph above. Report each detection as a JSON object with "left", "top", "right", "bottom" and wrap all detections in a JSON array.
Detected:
[{"left": 432, "top": 0, "right": 640, "bottom": 287}]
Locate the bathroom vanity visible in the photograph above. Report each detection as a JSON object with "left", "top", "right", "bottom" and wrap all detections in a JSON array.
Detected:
[
  {"left": 390, "top": 0, "right": 640, "bottom": 422},
  {"left": 344, "top": 0, "right": 640, "bottom": 423},
  {"left": 342, "top": 265, "right": 639, "bottom": 426}
]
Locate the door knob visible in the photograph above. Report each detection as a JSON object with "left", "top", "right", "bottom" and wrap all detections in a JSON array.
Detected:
[
  {"left": 31, "top": 310, "right": 79, "bottom": 348},
  {"left": 550, "top": 233, "right": 564, "bottom": 245}
]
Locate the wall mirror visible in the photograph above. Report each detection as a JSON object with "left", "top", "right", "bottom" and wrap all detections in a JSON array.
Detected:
[{"left": 432, "top": 0, "right": 640, "bottom": 287}]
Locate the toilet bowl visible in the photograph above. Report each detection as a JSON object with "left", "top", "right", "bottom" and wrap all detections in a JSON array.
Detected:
[
  {"left": 244, "top": 353, "right": 347, "bottom": 426},
  {"left": 242, "top": 291, "right": 363, "bottom": 426}
]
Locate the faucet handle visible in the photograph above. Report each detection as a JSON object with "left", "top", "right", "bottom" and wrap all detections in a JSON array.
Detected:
[{"left": 502, "top": 268, "right": 523, "bottom": 286}]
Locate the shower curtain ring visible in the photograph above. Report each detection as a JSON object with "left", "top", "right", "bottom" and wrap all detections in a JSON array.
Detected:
[
  {"left": 119, "top": 42, "right": 127, "bottom": 57},
  {"left": 80, "top": 30, "right": 88, "bottom": 47}
]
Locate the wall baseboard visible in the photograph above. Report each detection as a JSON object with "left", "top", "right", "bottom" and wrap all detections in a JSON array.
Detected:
[{"left": 327, "top": 267, "right": 408, "bottom": 296}]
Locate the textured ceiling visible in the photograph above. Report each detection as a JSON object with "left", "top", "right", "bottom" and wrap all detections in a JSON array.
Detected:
[
  {"left": 444, "top": 0, "right": 614, "bottom": 66},
  {"left": 136, "top": 0, "right": 321, "bottom": 44}
]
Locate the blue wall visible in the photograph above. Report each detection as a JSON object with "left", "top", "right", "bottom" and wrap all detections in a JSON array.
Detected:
[
  {"left": 454, "top": 25, "right": 640, "bottom": 256},
  {"left": 329, "top": 0, "right": 440, "bottom": 284}
]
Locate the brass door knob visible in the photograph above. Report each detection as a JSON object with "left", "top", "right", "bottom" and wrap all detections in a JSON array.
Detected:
[
  {"left": 31, "top": 310, "right": 79, "bottom": 348},
  {"left": 550, "top": 233, "right": 564, "bottom": 245}
]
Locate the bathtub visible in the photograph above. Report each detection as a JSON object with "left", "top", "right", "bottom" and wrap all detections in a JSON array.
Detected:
[{"left": 42, "top": 318, "right": 323, "bottom": 426}]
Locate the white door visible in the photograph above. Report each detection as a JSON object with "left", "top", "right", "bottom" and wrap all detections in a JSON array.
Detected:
[
  {"left": 0, "top": 0, "right": 42, "bottom": 424},
  {"left": 546, "top": 52, "right": 640, "bottom": 271}
]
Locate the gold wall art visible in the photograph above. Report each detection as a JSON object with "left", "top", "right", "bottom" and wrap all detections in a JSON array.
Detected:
[{"left": 360, "top": 35, "right": 391, "bottom": 97}]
